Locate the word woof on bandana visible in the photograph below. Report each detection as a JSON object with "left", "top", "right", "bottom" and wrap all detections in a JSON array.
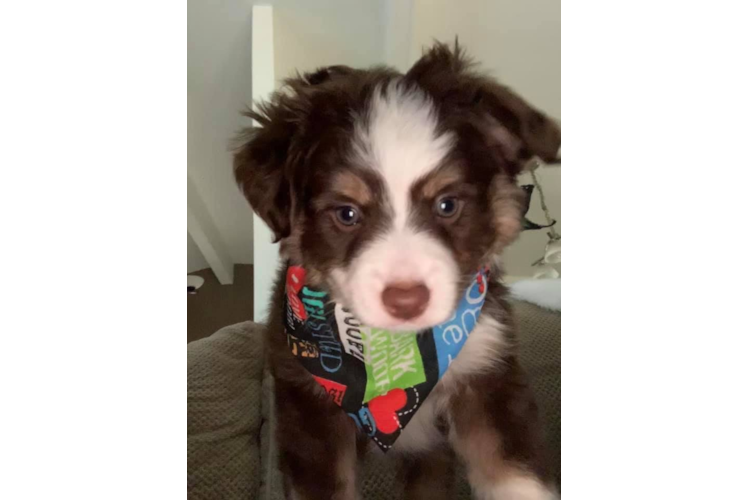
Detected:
[{"left": 283, "top": 265, "right": 489, "bottom": 452}]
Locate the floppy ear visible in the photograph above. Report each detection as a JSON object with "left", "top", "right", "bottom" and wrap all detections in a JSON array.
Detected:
[
  {"left": 405, "top": 42, "right": 560, "bottom": 171},
  {"left": 233, "top": 66, "right": 354, "bottom": 242},
  {"left": 233, "top": 106, "right": 294, "bottom": 242}
]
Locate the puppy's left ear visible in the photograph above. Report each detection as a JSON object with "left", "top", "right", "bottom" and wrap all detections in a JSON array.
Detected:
[
  {"left": 233, "top": 101, "right": 295, "bottom": 242},
  {"left": 406, "top": 42, "right": 560, "bottom": 172},
  {"left": 233, "top": 66, "right": 358, "bottom": 242}
]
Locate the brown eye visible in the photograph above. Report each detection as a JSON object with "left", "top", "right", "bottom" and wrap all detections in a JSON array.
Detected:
[
  {"left": 434, "top": 196, "right": 461, "bottom": 218},
  {"left": 334, "top": 206, "right": 361, "bottom": 227}
]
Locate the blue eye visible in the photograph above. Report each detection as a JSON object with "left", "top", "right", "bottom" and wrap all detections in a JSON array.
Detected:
[
  {"left": 335, "top": 206, "right": 360, "bottom": 226},
  {"left": 435, "top": 197, "right": 460, "bottom": 218}
]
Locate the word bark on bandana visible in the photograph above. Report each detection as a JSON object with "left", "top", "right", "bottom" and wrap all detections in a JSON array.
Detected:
[{"left": 283, "top": 265, "right": 488, "bottom": 452}]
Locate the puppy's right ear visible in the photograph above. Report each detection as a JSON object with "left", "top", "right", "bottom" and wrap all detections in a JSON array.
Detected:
[
  {"left": 233, "top": 104, "right": 294, "bottom": 243},
  {"left": 406, "top": 42, "right": 560, "bottom": 173}
]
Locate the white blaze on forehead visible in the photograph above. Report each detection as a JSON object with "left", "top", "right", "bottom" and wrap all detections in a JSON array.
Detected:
[
  {"left": 353, "top": 82, "right": 454, "bottom": 229},
  {"left": 336, "top": 82, "right": 459, "bottom": 330}
]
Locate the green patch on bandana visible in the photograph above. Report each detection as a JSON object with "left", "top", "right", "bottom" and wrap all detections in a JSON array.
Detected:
[{"left": 361, "top": 327, "right": 426, "bottom": 403}]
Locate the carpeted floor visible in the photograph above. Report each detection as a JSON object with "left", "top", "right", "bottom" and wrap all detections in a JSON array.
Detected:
[{"left": 187, "top": 264, "right": 254, "bottom": 343}]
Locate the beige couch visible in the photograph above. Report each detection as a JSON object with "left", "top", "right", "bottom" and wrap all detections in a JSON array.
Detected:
[{"left": 187, "top": 300, "right": 560, "bottom": 499}]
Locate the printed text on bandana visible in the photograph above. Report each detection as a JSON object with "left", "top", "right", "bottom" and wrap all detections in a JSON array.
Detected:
[
  {"left": 334, "top": 304, "right": 366, "bottom": 363},
  {"left": 361, "top": 328, "right": 426, "bottom": 403},
  {"left": 432, "top": 273, "right": 487, "bottom": 377},
  {"left": 301, "top": 287, "right": 343, "bottom": 373}
]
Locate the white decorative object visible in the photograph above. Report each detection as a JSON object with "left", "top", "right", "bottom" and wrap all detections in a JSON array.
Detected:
[
  {"left": 544, "top": 239, "right": 561, "bottom": 264},
  {"left": 510, "top": 278, "right": 561, "bottom": 311},
  {"left": 528, "top": 159, "right": 561, "bottom": 278},
  {"left": 532, "top": 263, "right": 560, "bottom": 280}
]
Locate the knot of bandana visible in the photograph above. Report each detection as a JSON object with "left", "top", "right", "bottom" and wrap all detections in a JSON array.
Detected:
[{"left": 283, "top": 265, "right": 489, "bottom": 452}]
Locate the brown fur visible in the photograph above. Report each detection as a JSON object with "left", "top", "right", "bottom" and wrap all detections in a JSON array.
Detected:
[
  {"left": 448, "top": 358, "right": 549, "bottom": 485},
  {"left": 417, "top": 163, "right": 463, "bottom": 200},
  {"left": 234, "top": 42, "right": 560, "bottom": 499},
  {"left": 327, "top": 170, "right": 373, "bottom": 207},
  {"left": 264, "top": 264, "right": 360, "bottom": 499},
  {"left": 402, "top": 445, "right": 456, "bottom": 500}
]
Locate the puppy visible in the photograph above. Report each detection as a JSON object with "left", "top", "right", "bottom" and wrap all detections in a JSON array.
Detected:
[{"left": 233, "top": 43, "right": 560, "bottom": 500}]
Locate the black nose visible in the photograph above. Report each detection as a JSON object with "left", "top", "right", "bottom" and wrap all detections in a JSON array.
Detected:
[{"left": 381, "top": 283, "right": 430, "bottom": 320}]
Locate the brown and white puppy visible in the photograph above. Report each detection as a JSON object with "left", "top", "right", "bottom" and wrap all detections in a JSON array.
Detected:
[{"left": 234, "top": 43, "right": 560, "bottom": 500}]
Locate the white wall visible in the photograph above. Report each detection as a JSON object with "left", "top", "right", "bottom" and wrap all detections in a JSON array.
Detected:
[
  {"left": 187, "top": 233, "right": 208, "bottom": 273},
  {"left": 272, "top": 0, "right": 385, "bottom": 80},
  {"left": 188, "top": 0, "right": 256, "bottom": 265}
]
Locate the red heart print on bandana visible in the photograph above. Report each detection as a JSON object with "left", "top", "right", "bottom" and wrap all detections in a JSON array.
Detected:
[
  {"left": 286, "top": 266, "right": 307, "bottom": 321},
  {"left": 368, "top": 388, "right": 407, "bottom": 435}
]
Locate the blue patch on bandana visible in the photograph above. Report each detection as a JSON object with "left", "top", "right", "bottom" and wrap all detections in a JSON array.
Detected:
[{"left": 432, "top": 269, "right": 489, "bottom": 378}]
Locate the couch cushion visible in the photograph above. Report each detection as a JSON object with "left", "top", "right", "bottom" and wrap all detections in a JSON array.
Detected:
[
  {"left": 513, "top": 300, "right": 562, "bottom": 487},
  {"left": 188, "top": 322, "right": 265, "bottom": 500}
]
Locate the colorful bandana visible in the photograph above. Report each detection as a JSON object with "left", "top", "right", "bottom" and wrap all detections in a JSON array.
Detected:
[{"left": 283, "top": 265, "right": 489, "bottom": 452}]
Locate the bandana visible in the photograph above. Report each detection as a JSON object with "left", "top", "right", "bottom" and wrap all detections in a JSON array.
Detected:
[{"left": 283, "top": 264, "right": 489, "bottom": 452}]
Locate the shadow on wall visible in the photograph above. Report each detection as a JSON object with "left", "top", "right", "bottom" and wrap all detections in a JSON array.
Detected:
[{"left": 188, "top": 0, "right": 256, "bottom": 269}]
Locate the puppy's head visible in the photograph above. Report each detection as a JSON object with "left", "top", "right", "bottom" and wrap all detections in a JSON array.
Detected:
[{"left": 234, "top": 43, "right": 560, "bottom": 331}]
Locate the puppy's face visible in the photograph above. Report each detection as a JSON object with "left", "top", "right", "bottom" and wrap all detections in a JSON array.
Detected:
[
  {"left": 235, "top": 44, "right": 560, "bottom": 331},
  {"left": 299, "top": 84, "right": 515, "bottom": 331}
]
